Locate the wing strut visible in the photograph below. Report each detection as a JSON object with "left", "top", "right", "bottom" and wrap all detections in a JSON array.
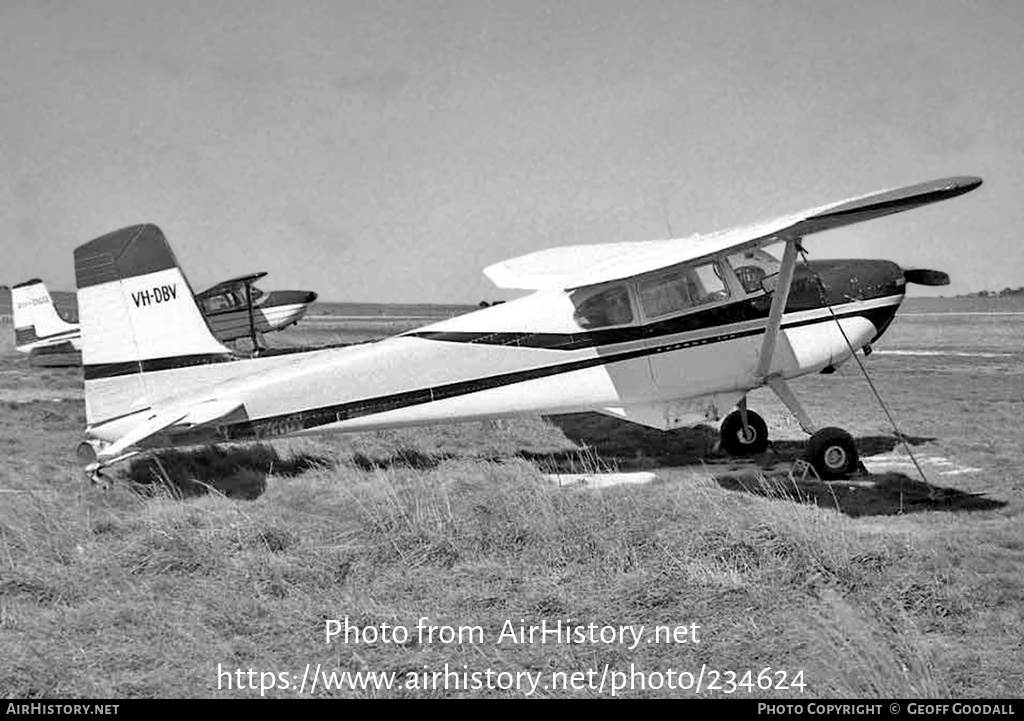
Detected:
[{"left": 754, "top": 237, "right": 801, "bottom": 384}]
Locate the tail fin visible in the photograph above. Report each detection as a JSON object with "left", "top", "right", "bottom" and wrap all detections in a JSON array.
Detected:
[
  {"left": 11, "top": 279, "right": 79, "bottom": 351},
  {"left": 74, "top": 224, "right": 234, "bottom": 425}
]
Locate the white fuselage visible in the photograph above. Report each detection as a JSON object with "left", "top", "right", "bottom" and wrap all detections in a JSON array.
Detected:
[{"left": 86, "top": 286, "right": 902, "bottom": 447}]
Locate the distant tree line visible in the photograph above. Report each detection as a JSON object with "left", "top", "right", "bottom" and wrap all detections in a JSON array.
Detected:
[{"left": 958, "top": 286, "right": 1024, "bottom": 297}]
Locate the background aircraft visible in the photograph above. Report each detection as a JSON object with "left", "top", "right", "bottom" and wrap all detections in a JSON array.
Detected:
[
  {"left": 70, "top": 176, "right": 980, "bottom": 484},
  {"left": 194, "top": 273, "right": 318, "bottom": 353},
  {"left": 7, "top": 278, "right": 80, "bottom": 366},
  {"left": 8, "top": 275, "right": 317, "bottom": 366}
]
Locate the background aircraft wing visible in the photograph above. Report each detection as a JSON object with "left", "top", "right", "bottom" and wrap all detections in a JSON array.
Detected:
[
  {"left": 195, "top": 272, "right": 269, "bottom": 299},
  {"left": 483, "top": 176, "right": 981, "bottom": 290}
]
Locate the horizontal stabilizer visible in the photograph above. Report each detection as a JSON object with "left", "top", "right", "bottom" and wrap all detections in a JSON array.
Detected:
[
  {"left": 97, "top": 398, "right": 244, "bottom": 460},
  {"left": 98, "top": 410, "right": 189, "bottom": 461},
  {"left": 485, "top": 176, "right": 981, "bottom": 290}
]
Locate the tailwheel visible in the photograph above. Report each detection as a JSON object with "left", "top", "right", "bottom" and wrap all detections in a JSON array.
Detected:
[
  {"left": 806, "top": 427, "right": 859, "bottom": 479},
  {"left": 77, "top": 441, "right": 111, "bottom": 489},
  {"left": 719, "top": 409, "right": 769, "bottom": 456}
]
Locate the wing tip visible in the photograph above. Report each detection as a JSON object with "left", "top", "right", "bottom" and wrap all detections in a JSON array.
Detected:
[
  {"left": 935, "top": 175, "right": 983, "bottom": 196},
  {"left": 929, "top": 175, "right": 985, "bottom": 202}
]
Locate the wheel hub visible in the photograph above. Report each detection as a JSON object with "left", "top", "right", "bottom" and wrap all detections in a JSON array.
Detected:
[{"left": 824, "top": 445, "right": 847, "bottom": 469}]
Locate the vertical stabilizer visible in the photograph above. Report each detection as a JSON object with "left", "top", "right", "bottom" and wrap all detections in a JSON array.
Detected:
[
  {"left": 74, "top": 224, "right": 234, "bottom": 425},
  {"left": 11, "top": 279, "right": 79, "bottom": 351}
]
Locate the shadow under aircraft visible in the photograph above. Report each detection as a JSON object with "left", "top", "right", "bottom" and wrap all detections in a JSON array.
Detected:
[{"left": 542, "top": 412, "right": 1005, "bottom": 518}]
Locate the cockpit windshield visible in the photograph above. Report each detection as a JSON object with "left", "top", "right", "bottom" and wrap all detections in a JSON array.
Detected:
[
  {"left": 727, "top": 248, "right": 782, "bottom": 294},
  {"left": 200, "top": 290, "right": 245, "bottom": 314}
]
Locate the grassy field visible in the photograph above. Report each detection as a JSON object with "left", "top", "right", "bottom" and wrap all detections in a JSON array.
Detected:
[{"left": 0, "top": 299, "right": 1021, "bottom": 698}]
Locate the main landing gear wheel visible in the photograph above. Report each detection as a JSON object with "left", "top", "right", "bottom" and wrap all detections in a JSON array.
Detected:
[
  {"left": 720, "top": 409, "right": 769, "bottom": 456},
  {"left": 806, "top": 427, "right": 859, "bottom": 479}
]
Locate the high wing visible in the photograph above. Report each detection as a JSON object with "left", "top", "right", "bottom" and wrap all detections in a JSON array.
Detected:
[
  {"left": 484, "top": 176, "right": 982, "bottom": 290},
  {"left": 195, "top": 272, "right": 269, "bottom": 299}
]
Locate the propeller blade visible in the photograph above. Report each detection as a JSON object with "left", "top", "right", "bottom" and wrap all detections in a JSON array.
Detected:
[{"left": 904, "top": 268, "right": 950, "bottom": 286}]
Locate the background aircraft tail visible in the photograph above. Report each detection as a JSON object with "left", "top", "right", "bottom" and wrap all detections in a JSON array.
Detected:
[
  {"left": 74, "top": 224, "right": 235, "bottom": 425},
  {"left": 11, "top": 279, "right": 79, "bottom": 351}
]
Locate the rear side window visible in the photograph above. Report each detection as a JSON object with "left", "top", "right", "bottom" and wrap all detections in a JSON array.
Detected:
[
  {"left": 638, "top": 261, "right": 729, "bottom": 318},
  {"left": 571, "top": 285, "right": 634, "bottom": 329}
]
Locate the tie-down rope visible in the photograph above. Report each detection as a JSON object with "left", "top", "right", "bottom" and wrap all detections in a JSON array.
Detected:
[{"left": 797, "top": 245, "right": 930, "bottom": 487}]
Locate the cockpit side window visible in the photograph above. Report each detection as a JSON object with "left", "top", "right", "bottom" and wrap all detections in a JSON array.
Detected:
[
  {"left": 571, "top": 284, "right": 634, "bottom": 329},
  {"left": 637, "top": 261, "right": 729, "bottom": 319},
  {"left": 201, "top": 291, "right": 238, "bottom": 313}
]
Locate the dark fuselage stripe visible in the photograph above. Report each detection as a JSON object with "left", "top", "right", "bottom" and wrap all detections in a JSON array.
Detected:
[
  {"left": 407, "top": 296, "right": 776, "bottom": 349},
  {"left": 405, "top": 280, "right": 901, "bottom": 350},
  {"left": 84, "top": 353, "right": 237, "bottom": 380},
  {"left": 192, "top": 305, "right": 896, "bottom": 443}
]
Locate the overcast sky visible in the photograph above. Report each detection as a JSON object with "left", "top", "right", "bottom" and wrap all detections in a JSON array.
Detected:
[{"left": 1, "top": 0, "right": 1021, "bottom": 302}]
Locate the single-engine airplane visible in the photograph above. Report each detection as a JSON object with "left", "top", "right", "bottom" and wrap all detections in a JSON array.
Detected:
[
  {"left": 73, "top": 176, "right": 981, "bottom": 484},
  {"left": 9, "top": 275, "right": 317, "bottom": 366}
]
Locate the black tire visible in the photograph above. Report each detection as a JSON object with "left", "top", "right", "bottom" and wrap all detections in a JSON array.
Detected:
[
  {"left": 806, "top": 427, "right": 859, "bottom": 479},
  {"left": 719, "top": 410, "right": 769, "bottom": 455}
]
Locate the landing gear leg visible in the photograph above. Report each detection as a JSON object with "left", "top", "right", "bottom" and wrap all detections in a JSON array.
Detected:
[
  {"left": 766, "top": 377, "right": 860, "bottom": 479},
  {"left": 766, "top": 377, "right": 816, "bottom": 435}
]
